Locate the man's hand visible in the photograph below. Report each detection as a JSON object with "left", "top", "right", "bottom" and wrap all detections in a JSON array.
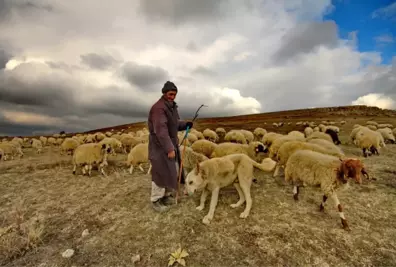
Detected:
[
  {"left": 186, "top": 121, "right": 193, "bottom": 129},
  {"left": 168, "top": 150, "right": 176, "bottom": 159}
]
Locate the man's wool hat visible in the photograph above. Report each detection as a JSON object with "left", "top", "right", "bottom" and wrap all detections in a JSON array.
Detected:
[{"left": 162, "top": 81, "right": 178, "bottom": 94}]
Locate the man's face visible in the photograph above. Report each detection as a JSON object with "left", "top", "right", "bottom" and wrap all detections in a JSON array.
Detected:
[{"left": 164, "top": 90, "right": 177, "bottom": 102}]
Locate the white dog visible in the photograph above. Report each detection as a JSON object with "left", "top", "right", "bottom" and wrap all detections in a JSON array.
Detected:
[{"left": 185, "top": 153, "right": 276, "bottom": 225}]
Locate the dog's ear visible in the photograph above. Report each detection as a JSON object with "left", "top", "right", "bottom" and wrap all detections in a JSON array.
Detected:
[{"left": 337, "top": 160, "right": 349, "bottom": 184}]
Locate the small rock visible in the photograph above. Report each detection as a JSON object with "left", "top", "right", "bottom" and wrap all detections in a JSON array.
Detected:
[
  {"left": 367, "top": 203, "right": 371, "bottom": 208},
  {"left": 82, "top": 229, "right": 89, "bottom": 237},
  {"left": 62, "top": 249, "right": 75, "bottom": 258},
  {"left": 132, "top": 254, "right": 141, "bottom": 263}
]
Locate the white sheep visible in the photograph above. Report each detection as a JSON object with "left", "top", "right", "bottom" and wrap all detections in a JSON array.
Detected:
[
  {"left": 307, "top": 138, "right": 345, "bottom": 157},
  {"left": 367, "top": 125, "right": 377, "bottom": 131},
  {"left": 253, "top": 127, "right": 267, "bottom": 141},
  {"left": 273, "top": 140, "right": 345, "bottom": 177},
  {"left": 376, "top": 127, "right": 395, "bottom": 144},
  {"left": 99, "top": 137, "right": 123, "bottom": 155},
  {"left": 30, "top": 138, "right": 43, "bottom": 154},
  {"left": 366, "top": 121, "right": 378, "bottom": 127},
  {"left": 72, "top": 143, "right": 112, "bottom": 176},
  {"left": 203, "top": 129, "right": 219, "bottom": 143},
  {"left": 262, "top": 132, "right": 284, "bottom": 147},
  {"left": 127, "top": 143, "right": 151, "bottom": 174},
  {"left": 215, "top": 128, "right": 226, "bottom": 142},
  {"left": 60, "top": 138, "right": 81, "bottom": 155},
  {"left": 306, "top": 131, "right": 333, "bottom": 143},
  {"left": 94, "top": 132, "right": 106, "bottom": 142},
  {"left": 240, "top": 129, "right": 254, "bottom": 143},
  {"left": 393, "top": 128, "right": 396, "bottom": 137},
  {"left": 304, "top": 127, "right": 313, "bottom": 137},
  {"left": 354, "top": 127, "right": 386, "bottom": 157},
  {"left": 190, "top": 129, "right": 204, "bottom": 140},
  {"left": 190, "top": 139, "right": 218, "bottom": 158},
  {"left": 284, "top": 149, "right": 371, "bottom": 231},
  {"left": 0, "top": 148, "right": 4, "bottom": 161},
  {"left": 179, "top": 145, "right": 209, "bottom": 174},
  {"left": 268, "top": 134, "right": 305, "bottom": 160},
  {"left": 39, "top": 136, "right": 47, "bottom": 146},
  {"left": 224, "top": 130, "right": 247, "bottom": 144},
  {"left": 210, "top": 141, "right": 268, "bottom": 162},
  {"left": 288, "top": 130, "right": 305, "bottom": 139},
  {"left": 0, "top": 142, "right": 24, "bottom": 160},
  {"left": 120, "top": 135, "right": 145, "bottom": 153}
]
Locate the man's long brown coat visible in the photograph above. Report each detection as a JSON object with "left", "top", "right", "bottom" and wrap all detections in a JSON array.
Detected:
[{"left": 148, "top": 96, "right": 188, "bottom": 190}]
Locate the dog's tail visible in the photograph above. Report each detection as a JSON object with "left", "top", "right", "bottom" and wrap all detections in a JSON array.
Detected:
[{"left": 251, "top": 157, "right": 277, "bottom": 172}]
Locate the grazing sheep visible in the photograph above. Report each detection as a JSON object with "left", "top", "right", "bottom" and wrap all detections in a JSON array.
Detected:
[
  {"left": 366, "top": 121, "right": 378, "bottom": 127},
  {"left": 190, "top": 129, "right": 204, "bottom": 140},
  {"left": 39, "top": 136, "right": 47, "bottom": 146},
  {"left": 94, "top": 132, "right": 106, "bottom": 142},
  {"left": 284, "top": 150, "right": 371, "bottom": 231},
  {"left": 273, "top": 140, "right": 345, "bottom": 177},
  {"left": 210, "top": 141, "right": 268, "bottom": 162},
  {"left": 0, "top": 148, "right": 3, "bottom": 161},
  {"left": 84, "top": 134, "right": 95, "bottom": 143},
  {"left": 306, "top": 131, "right": 333, "bottom": 144},
  {"left": 240, "top": 129, "right": 254, "bottom": 143},
  {"left": 179, "top": 145, "right": 209, "bottom": 174},
  {"left": 325, "top": 128, "right": 341, "bottom": 145},
  {"left": 268, "top": 135, "right": 305, "bottom": 160},
  {"left": 288, "top": 131, "right": 305, "bottom": 139},
  {"left": 127, "top": 143, "right": 151, "bottom": 174},
  {"left": 304, "top": 127, "right": 313, "bottom": 137},
  {"left": 367, "top": 125, "right": 377, "bottom": 130},
  {"left": 30, "top": 138, "right": 43, "bottom": 154},
  {"left": 215, "top": 128, "right": 226, "bottom": 142},
  {"left": 120, "top": 135, "right": 145, "bottom": 153},
  {"left": 72, "top": 143, "right": 112, "bottom": 176},
  {"left": 318, "top": 124, "right": 327, "bottom": 132},
  {"left": 262, "top": 132, "right": 284, "bottom": 147},
  {"left": 326, "top": 125, "right": 340, "bottom": 133},
  {"left": 203, "top": 129, "right": 219, "bottom": 143},
  {"left": 60, "top": 138, "right": 80, "bottom": 155},
  {"left": 313, "top": 127, "right": 320, "bottom": 132},
  {"left": 376, "top": 128, "right": 395, "bottom": 144},
  {"left": 187, "top": 133, "right": 198, "bottom": 144},
  {"left": 354, "top": 127, "right": 386, "bottom": 157},
  {"left": 0, "top": 142, "right": 24, "bottom": 160},
  {"left": 191, "top": 139, "right": 218, "bottom": 158},
  {"left": 224, "top": 130, "right": 247, "bottom": 144},
  {"left": 253, "top": 127, "right": 267, "bottom": 141}
]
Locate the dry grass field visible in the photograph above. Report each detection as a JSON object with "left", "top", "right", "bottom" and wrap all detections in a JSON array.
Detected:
[{"left": 1, "top": 105, "right": 396, "bottom": 267}]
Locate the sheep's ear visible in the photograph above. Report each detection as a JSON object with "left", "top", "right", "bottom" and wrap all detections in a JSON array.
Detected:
[{"left": 101, "top": 143, "right": 106, "bottom": 149}]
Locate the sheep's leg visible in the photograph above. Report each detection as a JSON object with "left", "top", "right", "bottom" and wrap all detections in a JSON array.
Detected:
[
  {"left": 319, "top": 194, "right": 328, "bottom": 212},
  {"left": 362, "top": 148, "right": 368, "bottom": 157},
  {"left": 230, "top": 183, "right": 245, "bottom": 208},
  {"left": 196, "top": 188, "right": 208, "bottom": 211},
  {"left": 293, "top": 185, "right": 300, "bottom": 201},
  {"left": 81, "top": 165, "right": 86, "bottom": 175},
  {"left": 273, "top": 164, "right": 280, "bottom": 177},
  {"left": 87, "top": 164, "right": 92, "bottom": 176},
  {"left": 238, "top": 181, "right": 252, "bottom": 219},
  {"left": 99, "top": 162, "right": 107, "bottom": 176},
  {"left": 331, "top": 193, "right": 350, "bottom": 231},
  {"left": 73, "top": 164, "right": 77, "bottom": 175},
  {"left": 138, "top": 164, "right": 144, "bottom": 172},
  {"left": 129, "top": 165, "right": 134, "bottom": 174},
  {"left": 202, "top": 187, "right": 219, "bottom": 225},
  {"left": 147, "top": 164, "right": 152, "bottom": 174}
]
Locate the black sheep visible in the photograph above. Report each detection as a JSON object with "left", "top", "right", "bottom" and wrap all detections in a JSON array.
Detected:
[{"left": 325, "top": 128, "right": 341, "bottom": 145}]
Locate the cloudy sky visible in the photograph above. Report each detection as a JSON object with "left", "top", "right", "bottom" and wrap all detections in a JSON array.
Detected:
[{"left": 0, "top": 0, "right": 395, "bottom": 136}]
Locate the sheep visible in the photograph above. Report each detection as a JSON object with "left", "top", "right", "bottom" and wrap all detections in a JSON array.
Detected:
[
  {"left": 253, "top": 127, "right": 267, "bottom": 141},
  {"left": 39, "top": 136, "right": 47, "bottom": 146},
  {"left": 30, "top": 138, "right": 43, "bottom": 154},
  {"left": 326, "top": 125, "right": 340, "bottom": 133},
  {"left": 210, "top": 141, "right": 268, "bottom": 162},
  {"left": 376, "top": 127, "right": 395, "bottom": 144},
  {"left": 191, "top": 139, "right": 218, "bottom": 158},
  {"left": 60, "top": 138, "right": 81, "bottom": 155},
  {"left": 120, "top": 135, "right": 145, "bottom": 153},
  {"left": 94, "top": 132, "right": 106, "bottom": 142},
  {"left": 99, "top": 137, "right": 123, "bottom": 155},
  {"left": 0, "top": 148, "right": 3, "bottom": 161},
  {"left": 306, "top": 131, "right": 333, "bottom": 144},
  {"left": 72, "top": 143, "right": 112, "bottom": 176},
  {"left": 179, "top": 145, "right": 209, "bottom": 174},
  {"left": 0, "top": 142, "right": 24, "bottom": 160},
  {"left": 224, "top": 130, "right": 247, "bottom": 144},
  {"left": 203, "top": 129, "right": 219, "bottom": 143},
  {"left": 367, "top": 125, "right": 377, "bottom": 131},
  {"left": 273, "top": 140, "right": 345, "bottom": 177},
  {"left": 190, "top": 129, "right": 204, "bottom": 140},
  {"left": 393, "top": 128, "right": 396, "bottom": 137},
  {"left": 377, "top": 124, "right": 389, "bottom": 129},
  {"left": 366, "top": 121, "right": 378, "bottom": 127},
  {"left": 318, "top": 124, "right": 327, "bottom": 132},
  {"left": 268, "top": 134, "right": 306, "bottom": 160},
  {"left": 325, "top": 128, "right": 341, "bottom": 145},
  {"left": 215, "top": 128, "right": 226, "bottom": 142},
  {"left": 313, "top": 127, "right": 320, "bottom": 132},
  {"left": 187, "top": 133, "right": 198, "bottom": 144},
  {"left": 47, "top": 137, "right": 57, "bottom": 146},
  {"left": 105, "top": 131, "right": 113, "bottom": 137},
  {"left": 354, "top": 127, "right": 386, "bottom": 157},
  {"left": 304, "top": 127, "right": 313, "bottom": 137},
  {"left": 340, "top": 120, "right": 346, "bottom": 125},
  {"left": 262, "top": 132, "right": 283, "bottom": 147},
  {"left": 127, "top": 143, "right": 152, "bottom": 174},
  {"left": 288, "top": 131, "right": 305, "bottom": 139},
  {"left": 284, "top": 150, "right": 371, "bottom": 231},
  {"left": 240, "top": 129, "right": 254, "bottom": 143},
  {"left": 350, "top": 125, "right": 365, "bottom": 143}
]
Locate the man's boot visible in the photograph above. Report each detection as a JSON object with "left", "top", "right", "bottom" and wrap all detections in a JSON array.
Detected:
[{"left": 152, "top": 199, "right": 170, "bottom": 212}]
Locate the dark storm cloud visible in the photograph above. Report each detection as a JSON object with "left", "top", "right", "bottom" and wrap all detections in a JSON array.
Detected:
[
  {"left": 273, "top": 21, "right": 338, "bottom": 63},
  {"left": 80, "top": 53, "right": 120, "bottom": 70},
  {"left": 119, "top": 61, "right": 170, "bottom": 91},
  {"left": 0, "top": 0, "right": 55, "bottom": 23},
  {"left": 137, "top": 0, "right": 232, "bottom": 26},
  {"left": 0, "top": 48, "right": 12, "bottom": 69}
]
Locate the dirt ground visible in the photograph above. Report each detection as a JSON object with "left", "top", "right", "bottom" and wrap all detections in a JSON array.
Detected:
[{"left": 1, "top": 106, "right": 396, "bottom": 267}]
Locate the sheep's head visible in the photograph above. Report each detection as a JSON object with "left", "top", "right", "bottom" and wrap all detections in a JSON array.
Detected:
[
  {"left": 101, "top": 143, "right": 112, "bottom": 154},
  {"left": 185, "top": 162, "right": 208, "bottom": 195},
  {"left": 325, "top": 129, "right": 341, "bottom": 145},
  {"left": 338, "top": 158, "right": 370, "bottom": 184},
  {"left": 251, "top": 142, "right": 268, "bottom": 154}
]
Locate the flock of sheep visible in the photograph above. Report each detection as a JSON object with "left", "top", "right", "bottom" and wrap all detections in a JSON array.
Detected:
[{"left": 0, "top": 119, "right": 395, "bottom": 230}]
